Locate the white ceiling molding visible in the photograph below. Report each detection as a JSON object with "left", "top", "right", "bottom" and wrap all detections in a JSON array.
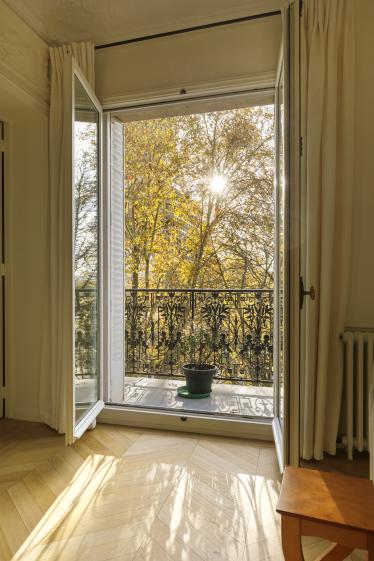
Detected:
[
  {"left": 0, "top": 1, "right": 49, "bottom": 108},
  {"left": 3, "top": 0, "right": 282, "bottom": 46},
  {"left": 0, "top": 71, "right": 49, "bottom": 115}
]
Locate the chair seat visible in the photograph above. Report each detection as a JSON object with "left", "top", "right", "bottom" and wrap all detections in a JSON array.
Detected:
[
  {"left": 277, "top": 467, "right": 374, "bottom": 561},
  {"left": 277, "top": 466, "right": 374, "bottom": 533}
]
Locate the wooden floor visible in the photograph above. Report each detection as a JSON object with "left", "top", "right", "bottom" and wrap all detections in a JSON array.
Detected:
[
  {"left": 301, "top": 448, "right": 370, "bottom": 479},
  {"left": 0, "top": 419, "right": 367, "bottom": 561}
]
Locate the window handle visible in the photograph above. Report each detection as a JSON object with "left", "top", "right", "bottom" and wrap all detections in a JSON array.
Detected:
[{"left": 300, "top": 277, "right": 315, "bottom": 310}]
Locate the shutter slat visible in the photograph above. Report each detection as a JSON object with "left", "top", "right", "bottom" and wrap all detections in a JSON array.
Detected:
[{"left": 110, "top": 118, "right": 124, "bottom": 401}]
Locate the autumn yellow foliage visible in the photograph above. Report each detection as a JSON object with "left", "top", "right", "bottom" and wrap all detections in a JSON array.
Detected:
[{"left": 125, "top": 105, "right": 275, "bottom": 290}]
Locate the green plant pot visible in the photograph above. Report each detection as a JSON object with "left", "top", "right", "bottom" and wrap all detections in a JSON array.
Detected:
[{"left": 182, "top": 363, "right": 217, "bottom": 394}]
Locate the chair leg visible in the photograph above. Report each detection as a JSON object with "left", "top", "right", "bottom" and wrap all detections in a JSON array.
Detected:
[
  {"left": 368, "top": 534, "right": 374, "bottom": 561},
  {"left": 281, "top": 515, "right": 305, "bottom": 561},
  {"left": 315, "top": 544, "right": 353, "bottom": 561}
]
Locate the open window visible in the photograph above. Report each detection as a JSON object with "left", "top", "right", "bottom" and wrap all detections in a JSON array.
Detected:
[
  {"left": 272, "top": 43, "right": 289, "bottom": 471},
  {"left": 105, "top": 91, "right": 280, "bottom": 435},
  {"left": 66, "top": 8, "right": 298, "bottom": 453},
  {"left": 65, "top": 60, "right": 104, "bottom": 444}
]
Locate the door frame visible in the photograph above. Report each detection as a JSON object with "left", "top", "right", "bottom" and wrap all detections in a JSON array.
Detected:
[
  {"left": 272, "top": 36, "right": 289, "bottom": 473},
  {"left": 98, "top": 13, "right": 302, "bottom": 445},
  {"left": 288, "top": 0, "right": 302, "bottom": 467},
  {"left": 99, "top": 87, "right": 278, "bottom": 441}
]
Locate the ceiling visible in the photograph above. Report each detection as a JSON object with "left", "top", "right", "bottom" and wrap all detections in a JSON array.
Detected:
[{"left": 4, "top": 0, "right": 282, "bottom": 46}]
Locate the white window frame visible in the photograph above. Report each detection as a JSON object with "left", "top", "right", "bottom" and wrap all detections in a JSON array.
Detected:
[
  {"left": 65, "top": 59, "right": 105, "bottom": 443},
  {"left": 98, "top": 87, "right": 282, "bottom": 441}
]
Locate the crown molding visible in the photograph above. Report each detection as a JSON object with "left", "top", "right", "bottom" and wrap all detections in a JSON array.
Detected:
[
  {"left": 1, "top": 0, "right": 50, "bottom": 44},
  {"left": 0, "top": 63, "right": 49, "bottom": 114},
  {"left": 0, "top": 1, "right": 49, "bottom": 110},
  {"left": 0, "top": 70, "right": 49, "bottom": 115}
]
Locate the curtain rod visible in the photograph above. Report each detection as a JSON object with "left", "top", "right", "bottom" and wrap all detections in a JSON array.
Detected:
[{"left": 95, "top": 10, "right": 281, "bottom": 50}]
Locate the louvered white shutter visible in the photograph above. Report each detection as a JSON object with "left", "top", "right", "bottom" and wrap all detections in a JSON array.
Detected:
[{"left": 110, "top": 118, "right": 125, "bottom": 402}]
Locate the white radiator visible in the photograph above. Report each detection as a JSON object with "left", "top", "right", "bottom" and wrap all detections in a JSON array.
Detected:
[{"left": 342, "top": 330, "right": 374, "bottom": 460}]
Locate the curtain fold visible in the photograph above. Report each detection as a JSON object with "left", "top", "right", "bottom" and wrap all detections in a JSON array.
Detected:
[
  {"left": 301, "top": 0, "right": 354, "bottom": 460},
  {"left": 40, "top": 42, "right": 95, "bottom": 433}
]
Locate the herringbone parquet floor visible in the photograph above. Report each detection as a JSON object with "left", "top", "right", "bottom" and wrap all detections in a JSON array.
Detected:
[{"left": 0, "top": 419, "right": 366, "bottom": 561}]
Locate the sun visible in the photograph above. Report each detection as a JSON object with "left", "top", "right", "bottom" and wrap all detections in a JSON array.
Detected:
[{"left": 210, "top": 174, "right": 226, "bottom": 194}]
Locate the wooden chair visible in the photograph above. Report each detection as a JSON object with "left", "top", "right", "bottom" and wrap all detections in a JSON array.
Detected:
[{"left": 277, "top": 466, "right": 374, "bottom": 561}]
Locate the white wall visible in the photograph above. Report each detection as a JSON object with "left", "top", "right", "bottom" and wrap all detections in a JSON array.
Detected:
[
  {"left": 0, "top": 0, "right": 49, "bottom": 421},
  {"left": 96, "top": 15, "right": 282, "bottom": 107},
  {"left": 346, "top": 0, "right": 374, "bottom": 328}
]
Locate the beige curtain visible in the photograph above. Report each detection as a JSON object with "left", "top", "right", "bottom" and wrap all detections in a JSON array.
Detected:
[
  {"left": 301, "top": 1, "right": 354, "bottom": 460},
  {"left": 40, "top": 42, "right": 95, "bottom": 433}
]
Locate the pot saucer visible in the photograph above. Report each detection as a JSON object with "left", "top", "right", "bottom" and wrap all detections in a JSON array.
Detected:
[{"left": 177, "top": 385, "right": 211, "bottom": 399}]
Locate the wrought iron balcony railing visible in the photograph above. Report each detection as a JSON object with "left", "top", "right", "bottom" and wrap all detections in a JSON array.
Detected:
[
  {"left": 75, "top": 286, "right": 98, "bottom": 378},
  {"left": 125, "top": 288, "right": 274, "bottom": 385}
]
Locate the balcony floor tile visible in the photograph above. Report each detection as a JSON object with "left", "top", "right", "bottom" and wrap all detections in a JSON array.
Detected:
[{"left": 122, "top": 377, "right": 273, "bottom": 418}]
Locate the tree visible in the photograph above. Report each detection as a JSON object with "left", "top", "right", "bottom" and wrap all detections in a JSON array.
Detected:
[
  {"left": 124, "top": 105, "right": 275, "bottom": 290},
  {"left": 74, "top": 122, "right": 99, "bottom": 376},
  {"left": 125, "top": 118, "right": 193, "bottom": 289},
  {"left": 74, "top": 123, "right": 98, "bottom": 289}
]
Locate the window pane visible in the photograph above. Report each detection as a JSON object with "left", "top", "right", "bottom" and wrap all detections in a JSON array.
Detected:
[{"left": 74, "top": 76, "right": 100, "bottom": 423}]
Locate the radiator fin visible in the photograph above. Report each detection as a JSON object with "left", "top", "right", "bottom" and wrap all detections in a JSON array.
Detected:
[{"left": 342, "top": 330, "right": 374, "bottom": 460}]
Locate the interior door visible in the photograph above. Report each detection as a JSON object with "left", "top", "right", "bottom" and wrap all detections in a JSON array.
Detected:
[
  {"left": 65, "top": 60, "right": 104, "bottom": 444},
  {"left": 273, "top": 12, "right": 290, "bottom": 472}
]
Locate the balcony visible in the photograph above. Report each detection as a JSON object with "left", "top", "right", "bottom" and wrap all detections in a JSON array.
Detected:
[
  {"left": 124, "top": 288, "right": 274, "bottom": 418},
  {"left": 74, "top": 287, "right": 275, "bottom": 418}
]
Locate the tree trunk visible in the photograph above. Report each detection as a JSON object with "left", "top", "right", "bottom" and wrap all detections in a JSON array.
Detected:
[
  {"left": 145, "top": 256, "right": 150, "bottom": 289},
  {"left": 144, "top": 202, "right": 161, "bottom": 289},
  {"left": 131, "top": 245, "right": 140, "bottom": 289},
  {"left": 188, "top": 195, "right": 214, "bottom": 287}
]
